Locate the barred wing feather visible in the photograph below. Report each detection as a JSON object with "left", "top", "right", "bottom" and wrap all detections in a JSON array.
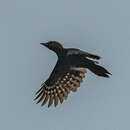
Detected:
[{"left": 34, "top": 67, "right": 86, "bottom": 107}]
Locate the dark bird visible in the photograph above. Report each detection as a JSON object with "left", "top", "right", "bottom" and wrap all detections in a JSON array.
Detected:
[{"left": 34, "top": 41, "right": 111, "bottom": 107}]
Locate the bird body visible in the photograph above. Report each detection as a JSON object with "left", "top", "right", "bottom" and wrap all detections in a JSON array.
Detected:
[{"left": 34, "top": 41, "right": 111, "bottom": 107}]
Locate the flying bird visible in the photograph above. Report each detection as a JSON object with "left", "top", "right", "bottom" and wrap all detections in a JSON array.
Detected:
[{"left": 34, "top": 41, "right": 111, "bottom": 107}]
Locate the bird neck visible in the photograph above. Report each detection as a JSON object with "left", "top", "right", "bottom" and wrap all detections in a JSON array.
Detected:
[{"left": 54, "top": 48, "right": 65, "bottom": 58}]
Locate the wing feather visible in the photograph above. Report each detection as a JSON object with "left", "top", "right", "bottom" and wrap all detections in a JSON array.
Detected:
[
  {"left": 41, "top": 93, "right": 49, "bottom": 106},
  {"left": 36, "top": 92, "right": 45, "bottom": 104},
  {"left": 34, "top": 60, "right": 87, "bottom": 107},
  {"left": 54, "top": 91, "right": 58, "bottom": 107},
  {"left": 48, "top": 93, "right": 53, "bottom": 108}
]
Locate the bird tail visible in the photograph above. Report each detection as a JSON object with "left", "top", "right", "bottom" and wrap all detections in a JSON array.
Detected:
[{"left": 85, "top": 59, "right": 111, "bottom": 78}]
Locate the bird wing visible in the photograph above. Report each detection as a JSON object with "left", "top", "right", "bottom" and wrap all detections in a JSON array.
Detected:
[
  {"left": 67, "top": 48, "right": 101, "bottom": 60},
  {"left": 34, "top": 60, "right": 87, "bottom": 107}
]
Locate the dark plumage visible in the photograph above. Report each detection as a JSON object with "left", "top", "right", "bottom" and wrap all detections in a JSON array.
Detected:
[{"left": 34, "top": 41, "right": 111, "bottom": 107}]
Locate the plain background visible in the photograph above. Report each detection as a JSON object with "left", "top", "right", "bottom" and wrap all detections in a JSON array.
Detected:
[{"left": 0, "top": 0, "right": 130, "bottom": 130}]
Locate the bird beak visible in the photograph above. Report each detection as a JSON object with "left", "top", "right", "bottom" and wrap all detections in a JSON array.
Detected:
[{"left": 40, "top": 43, "right": 48, "bottom": 47}]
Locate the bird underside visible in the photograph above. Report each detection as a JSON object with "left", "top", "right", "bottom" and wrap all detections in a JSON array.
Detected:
[{"left": 34, "top": 67, "right": 87, "bottom": 107}]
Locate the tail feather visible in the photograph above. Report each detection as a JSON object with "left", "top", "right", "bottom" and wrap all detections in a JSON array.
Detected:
[
  {"left": 86, "top": 60, "right": 111, "bottom": 78},
  {"left": 86, "top": 53, "right": 101, "bottom": 60}
]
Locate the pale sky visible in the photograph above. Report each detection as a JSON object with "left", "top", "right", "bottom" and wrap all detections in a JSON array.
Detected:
[{"left": 0, "top": 0, "right": 130, "bottom": 130}]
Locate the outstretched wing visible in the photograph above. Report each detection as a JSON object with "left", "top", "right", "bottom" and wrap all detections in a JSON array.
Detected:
[
  {"left": 67, "top": 48, "right": 101, "bottom": 60},
  {"left": 34, "top": 60, "right": 86, "bottom": 107}
]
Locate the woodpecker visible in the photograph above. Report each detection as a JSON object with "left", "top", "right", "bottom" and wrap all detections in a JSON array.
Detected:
[{"left": 34, "top": 41, "right": 111, "bottom": 107}]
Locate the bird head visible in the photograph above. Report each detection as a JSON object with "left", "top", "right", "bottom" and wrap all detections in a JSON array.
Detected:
[{"left": 40, "top": 41, "right": 63, "bottom": 52}]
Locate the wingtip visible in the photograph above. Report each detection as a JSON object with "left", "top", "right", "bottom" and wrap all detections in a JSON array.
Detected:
[{"left": 33, "top": 97, "right": 37, "bottom": 101}]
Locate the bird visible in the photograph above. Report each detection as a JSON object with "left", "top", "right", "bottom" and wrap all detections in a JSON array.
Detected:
[{"left": 34, "top": 41, "right": 111, "bottom": 108}]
